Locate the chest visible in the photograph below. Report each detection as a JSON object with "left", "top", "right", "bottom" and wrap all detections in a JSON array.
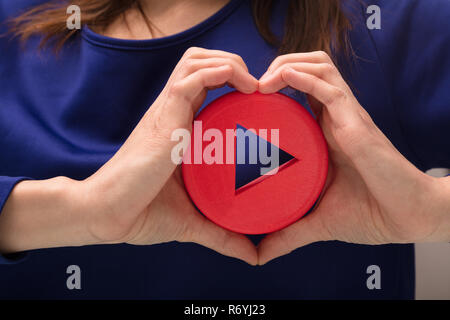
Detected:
[{"left": 0, "top": 30, "right": 416, "bottom": 179}]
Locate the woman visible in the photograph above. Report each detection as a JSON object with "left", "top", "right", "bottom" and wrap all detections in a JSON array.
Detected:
[{"left": 0, "top": 0, "right": 449, "bottom": 299}]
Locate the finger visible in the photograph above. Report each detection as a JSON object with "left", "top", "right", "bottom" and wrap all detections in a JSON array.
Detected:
[
  {"left": 164, "top": 47, "right": 252, "bottom": 97},
  {"left": 182, "top": 213, "right": 258, "bottom": 266},
  {"left": 280, "top": 68, "right": 397, "bottom": 177},
  {"left": 169, "top": 47, "right": 249, "bottom": 83},
  {"left": 261, "top": 51, "right": 334, "bottom": 80},
  {"left": 168, "top": 65, "right": 232, "bottom": 113},
  {"left": 259, "top": 62, "right": 344, "bottom": 94},
  {"left": 257, "top": 213, "right": 328, "bottom": 265},
  {"left": 172, "top": 65, "right": 257, "bottom": 112},
  {"left": 181, "top": 47, "right": 250, "bottom": 72},
  {"left": 160, "top": 65, "right": 244, "bottom": 126},
  {"left": 179, "top": 58, "right": 258, "bottom": 92},
  {"left": 276, "top": 68, "right": 361, "bottom": 127}
]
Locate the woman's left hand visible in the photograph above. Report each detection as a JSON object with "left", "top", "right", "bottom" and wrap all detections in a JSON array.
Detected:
[{"left": 257, "top": 51, "right": 450, "bottom": 265}]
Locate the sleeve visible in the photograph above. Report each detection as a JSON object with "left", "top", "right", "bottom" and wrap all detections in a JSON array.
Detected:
[
  {"left": 0, "top": 176, "right": 30, "bottom": 264},
  {"left": 368, "top": 0, "right": 450, "bottom": 171}
]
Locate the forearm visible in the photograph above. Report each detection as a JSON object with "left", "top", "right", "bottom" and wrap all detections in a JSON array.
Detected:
[{"left": 0, "top": 177, "right": 97, "bottom": 254}]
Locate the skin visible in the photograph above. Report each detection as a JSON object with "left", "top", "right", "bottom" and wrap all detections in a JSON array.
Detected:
[
  {"left": 257, "top": 53, "right": 450, "bottom": 264},
  {"left": 101, "top": 0, "right": 230, "bottom": 39},
  {"left": 0, "top": 0, "right": 449, "bottom": 267}
]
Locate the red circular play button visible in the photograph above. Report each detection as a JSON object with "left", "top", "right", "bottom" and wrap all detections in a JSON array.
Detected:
[{"left": 182, "top": 91, "right": 328, "bottom": 234}]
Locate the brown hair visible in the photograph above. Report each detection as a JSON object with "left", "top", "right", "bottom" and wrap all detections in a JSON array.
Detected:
[{"left": 7, "top": 0, "right": 352, "bottom": 58}]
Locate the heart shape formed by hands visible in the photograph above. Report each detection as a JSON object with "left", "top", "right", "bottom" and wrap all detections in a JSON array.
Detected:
[{"left": 79, "top": 48, "right": 447, "bottom": 267}]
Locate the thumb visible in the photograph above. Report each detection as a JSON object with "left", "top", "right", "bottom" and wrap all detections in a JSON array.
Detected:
[
  {"left": 181, "top": 211, "right": 258, "bottom": 266},
  {"left": 257, "top": 212, "right": 328, "bottom": 265}
]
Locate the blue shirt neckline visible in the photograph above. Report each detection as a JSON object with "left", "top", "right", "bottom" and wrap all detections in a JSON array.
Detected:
[{"left": 81, "top": 0, "right": 244, "bottom": 51}]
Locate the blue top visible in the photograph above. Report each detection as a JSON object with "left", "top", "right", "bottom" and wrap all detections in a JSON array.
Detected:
[{"left": 0, "top": 0, "right": 449, "bottom": 299}]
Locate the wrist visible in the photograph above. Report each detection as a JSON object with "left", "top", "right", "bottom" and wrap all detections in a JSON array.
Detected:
[
  {"left": 436, "top": 176, "right": 450, "bottom": 241},
  {"left": 0, "top": 177, "right": 98, "bottom": 254},
  {"left": 62, "top": 177, "right": 105, "bottom": 246},
  {"left": 424, "top": 175, "right": 450, "bottom": 242}
]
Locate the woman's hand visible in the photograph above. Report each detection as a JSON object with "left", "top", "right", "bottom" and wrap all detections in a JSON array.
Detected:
[
  {"left": 0, "top": 47, "right": 259, "bottom": 265},
  {"left": 82, "top": 47, "right": 259, "bottom": 265},
  {"left": 257, "top": 51, "right": 450, "bottom": 265}
]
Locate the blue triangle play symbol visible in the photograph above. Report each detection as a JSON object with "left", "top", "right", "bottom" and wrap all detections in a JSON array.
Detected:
[{"left": 235, "top": 124, "right": 296, "bottom": 191}]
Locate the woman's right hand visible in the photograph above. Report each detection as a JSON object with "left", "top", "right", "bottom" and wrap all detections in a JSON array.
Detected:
[
  {"left": 79, "top": 47, "right": 259, "bottom": 264},
  {"left": 0, "top": 47, "right": 259, "bottom": 265}
]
